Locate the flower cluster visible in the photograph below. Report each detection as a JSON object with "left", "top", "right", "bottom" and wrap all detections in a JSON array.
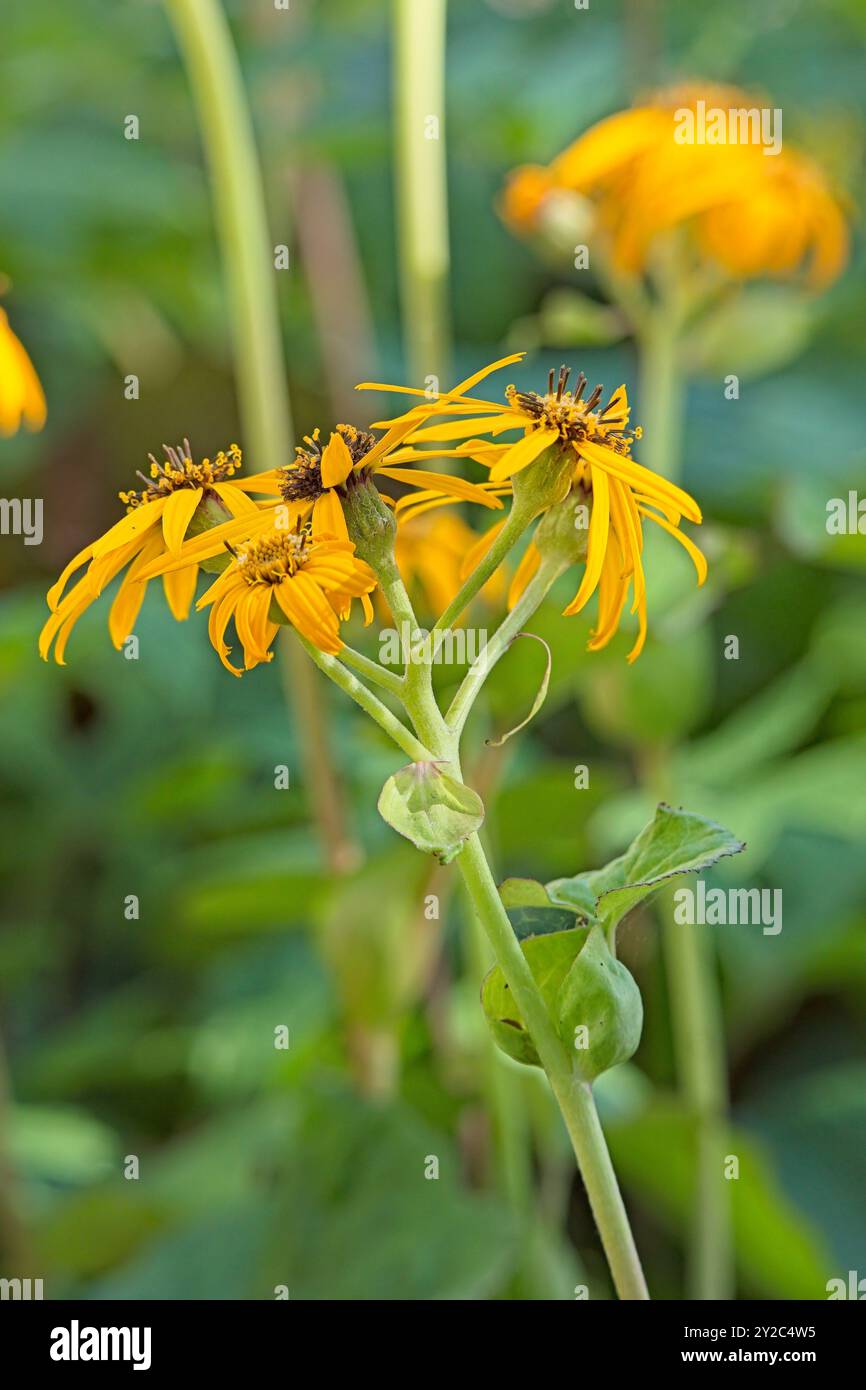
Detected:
[{"left": 40, "top": 356, "right": 706, "bottom": 670}]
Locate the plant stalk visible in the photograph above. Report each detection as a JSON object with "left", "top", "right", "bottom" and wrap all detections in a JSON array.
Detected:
[
  {"left": 636, "top": 292, "right": 733, "bottom": 1299},
  {"left": 164, "top": 0, "right": 357, "bottom": 871},
  {"left": 457, "top": 833, "right": 649, "bottom": 1300},
  {"left": 392, "top": 0, "right": 451, "bottom": 383}
]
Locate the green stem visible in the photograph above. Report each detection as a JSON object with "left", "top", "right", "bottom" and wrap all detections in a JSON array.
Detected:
[
  {"left": 339, "top": 643, "right": 406, "bottom": 699},
  {"left": 447, "top": 557, "right": 562, "bottom": 736},
  {"left": 457, "top": 834, "right": 649, "bottom": 1301},
  {"left": 393, "top": 0, "right": 451, "bottom": 383},
  {"left": 637, "top": 310, "right": 685, "bottom": 483},
  {"left": 163, "top": 0, "right": 292, "bottom": 471},
  {"left": 298, "top": 634, "right": 432, "bottom": 764},
  {"left": 165, "top": 0, "right": 359, "bottom": 871},
  {"left": 635, "top": 281, "right": 733, "bottom": 1299},
  {"left": 661, "top": 895, "right": 732, "bottom": 1299}
]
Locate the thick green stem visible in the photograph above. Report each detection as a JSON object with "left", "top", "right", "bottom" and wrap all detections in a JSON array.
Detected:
[
  {"left": 163, "top": 0, "right": 292, "bottom": 471},
  {"left": 393, "top": 0, "right": 451, "bottom": 383},
  {"left": 457, "top": 834, "right": 649, "bottom": 1300},
  {"left": 339, "top": 643, "right": 406, "bottom": 699},
  {"left": 662, "top": 898, "right": 732, "bottom": 1299},
  {"left": 164, "top": 0, "right": 358, "bottom": 870},
  {"left": 636, "top": 288, "right": 733, "bottom": 1299}
]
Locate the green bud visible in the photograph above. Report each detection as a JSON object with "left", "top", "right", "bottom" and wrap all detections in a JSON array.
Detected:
[
  {"left": 557, "top": 925, "right": 643, "bottom": 1082},
  {"left": 342, "top": 475, "right": 397, "bottom": 569}
]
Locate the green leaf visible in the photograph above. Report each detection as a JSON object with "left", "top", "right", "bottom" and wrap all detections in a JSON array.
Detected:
[
  {"left": 498, "top": 877, "right": 551, "bottom": 909},
  {"left": 557, "top": 926, "right": 643, "bottom": 1082},
  {"left": 486, "top": 632, "right": 552, "bottom": 747},
  {"left": 547, "top": 803, "right": 745, "bottom": 938},
  {"left": 377, "top": 761, "right": 484, "bottom": 862}
]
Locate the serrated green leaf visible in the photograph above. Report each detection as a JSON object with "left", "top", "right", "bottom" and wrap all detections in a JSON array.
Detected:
[{"left": 547, "top": 803, "right": 745, "bottom": 938}]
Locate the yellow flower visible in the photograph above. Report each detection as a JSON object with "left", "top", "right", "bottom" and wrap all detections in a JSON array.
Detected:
[
  {"left": 259, "top": 418, "right": 504, "bottom": 541},
  {"left": 197, "top": 525, "right": 377, "bottom": 675},
  {"left": 39, "top": 440, "right": 270, "bottom": 663},
  {"left": 0, "top": 307, "right": 46, "bottom": 435},
  {"left": 502, "top": 83, "right": 848, "bottom": 288},
  {"left": 374, "top": 357, "right": 706, "bottom": 662}
]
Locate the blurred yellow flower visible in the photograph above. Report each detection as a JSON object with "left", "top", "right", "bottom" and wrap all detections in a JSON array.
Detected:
[
  {"left": 375, "top": 357, "right": 705, "bottom": 662},
  {"left": 0, "top": 306, "right": 46, "bottom": 435},
  {"left": 198, "top": 527, "right": 377, "bottom": 674},
  {"left": 502, "top": 82, "right": 848, "bottom": 288},
  {"left": 40, "top": 441, "right": 269, "bottom": 662}
]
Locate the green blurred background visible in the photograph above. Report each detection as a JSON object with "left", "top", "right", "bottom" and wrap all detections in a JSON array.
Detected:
[{"left": 1, "top": 0, "right": 865, "bottom": 1300}]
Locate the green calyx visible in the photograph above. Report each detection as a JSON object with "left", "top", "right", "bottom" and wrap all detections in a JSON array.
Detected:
[
  {"left": 533, "top": 483, "right": 591, "bottom": 568},
  {"left": 186, "top": 490, "right": 236, "bottom": 575},
  {"left": 510, "top": 440, "right": 574, "bottom": 522}
]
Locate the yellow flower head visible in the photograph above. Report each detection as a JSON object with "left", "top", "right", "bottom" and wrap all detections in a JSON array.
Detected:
[
  {"left": 197, "top": 524, "right": 377, "bottom": 675},
  {"left": 0, "top": 307, "right": 47, "bottom": 435},
  {"left": 272, "top": 417, "right": 504, "bottom": 541},
  {"left": 39, "top": 439, "right": 268, "bottom": 663},
  {"left": 502, "top": 82, "right": 848, "bottom": 289},
  {"left": 373, "top": 355, "right": 706, "bottom": 662}
]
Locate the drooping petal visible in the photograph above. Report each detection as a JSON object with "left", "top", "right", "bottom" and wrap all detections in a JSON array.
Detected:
[
  {"left": 638, "top": 507, "right": 708, "bottom": 584},
  {"left": 562, "top": 463, "right": 610, "bottom": 615},
  {"left": 507, "top": 541, "right": 541, "bottom": 609},
  {"left": 376, "top": 466, "right": 505, "bottom": 509},
  {"left": 162, "top": 563, "right": 199, "bottom": 621}
]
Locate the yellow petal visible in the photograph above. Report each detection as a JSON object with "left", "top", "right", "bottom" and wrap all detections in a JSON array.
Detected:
[
  {"left": 562, "top": 464, "right": 610, "bottom": 615},
  {"left": 162, "top": 563, "right": 199, "bottom": 620},
  {"left": 488, "top": 428, "right": 560, "bottom": 482},
  {"left": 312, "top": 488, "right": 350, "bottom": 539},
  {"left": 162, "top": 487, "right": 203, "bottom": 554}
]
